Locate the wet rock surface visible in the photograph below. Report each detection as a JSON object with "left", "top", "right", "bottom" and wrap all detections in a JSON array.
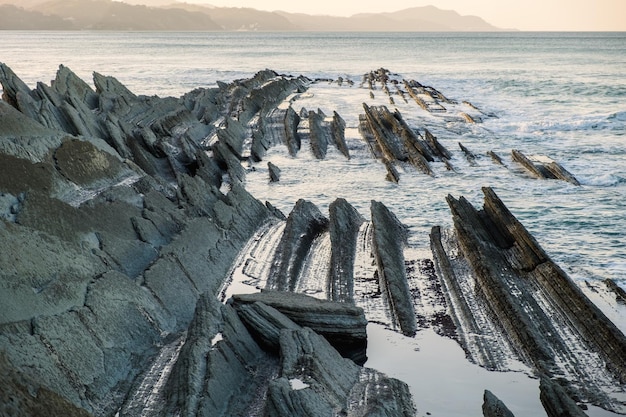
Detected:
[
  {"left": 1, "top": 63, "right": 624, "bottom": 417},
  {"left": 231, "top": 290, "right": 368, "bottom": 364}
]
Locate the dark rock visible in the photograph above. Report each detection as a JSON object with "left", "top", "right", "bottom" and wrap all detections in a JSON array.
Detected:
[
  {"left": 605, "top": 279, "right": 626, "bottom": 303},
  {"left": 0, "top": 353, "right": 93, "bottom": 417},
  {"left": 441, "top": 187, "right": 626, "bottom": 409},
  {"left": 488, "top": 150, "right": 505, "bottom": 165},
  {"left": 267, "top": 199, "right": 329, "bottom": 291},
  {"left": 285, "top": 105, "right": 302, "bottom": 156},
  {"left": 540, "top": 378, "right": 589, "bottom": 417},
  {"left": 266, "top": 325, "right": 415, "bottom": 417},
  {"left": 359, "top": 104, "right": 445, "bottom": 178},
  {"left": 308, "top": 109, "right": 329, "bottom": 159},
  {"left": 327, "top": 198, "right": 364, "bottom": 303},
  {"left": 424, "top": 128, "right": 452, "bottom": 160},
  {"left": 162, "top": 299, "right": 275, "bottom": 417},
  {"left": 512, "top": 149, "right": 580, "bottom": 185},
  {"left": 331, "top": 111, "right": 350, "bottom": 158},
  {"left": 53, "top": 138, "right": 131, "bottom": 186},
  {"left": 458, "top": 142, "right": 477, "bottom": 165},
  {"left": 483, "top": 390, "right": 516, "bottom": 417},
  {"left": 266, "top": 201, "right": 287, "bottom": 220},
  {"left": 232, "top": 300, "right": 301, "bottom": 351},
  {"left": 231, "top": 291, "right": 368, "bottom": 364},
  {"left": 370, "top": 200, "right": 417, "bottom": 336},
  {"left": 268, "top": 161, "right": 281, "bottom": 182},
  {"left": 0, "top": 100, "right": 66, "bottom": 162}
]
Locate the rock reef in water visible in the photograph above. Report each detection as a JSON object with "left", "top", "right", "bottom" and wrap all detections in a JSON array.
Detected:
[{"left": 0, "top": 63, "right": 624, "bottom": 417}]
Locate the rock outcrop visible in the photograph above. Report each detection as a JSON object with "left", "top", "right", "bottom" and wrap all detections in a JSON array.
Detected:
[
  {"left": 327, "top": 198, "right": 364, "bottom": 303},
  {"left": 0, "top": 64, "right": 306, "bottom": 416},
  {"left": 371, "top": 200, "right": 417, "bottom": 336},
  {"left": 482, "top": 390, "right": 516, "bottom": 417},
  {"left": 1, "top": 63, "right": 623, "bottom": 417},
  {"left": 359, "top": 103, "right": 452, "bottom": 180},
  {"left": 267, "top": 199, "right": 329, "bottom": 291},
  {"left": 511, "top": 149, "right": 580, "bottom": 185},
  {"left": 231, "top": 290, "right": 368, "bottom": 364},
  {"left": 431, "top": 187, "right": 626, "bottom": 411}
]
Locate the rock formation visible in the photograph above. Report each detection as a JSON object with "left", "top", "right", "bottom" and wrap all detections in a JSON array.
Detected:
[
  {"left": 511, "top": 149, "right": 580, "bottom": 185},
  {"left": 371, "top": 200, "right": 417, "bottom": 336},
  {"left": 0, "top": 63, "right": 623, "bottom": 416},
  {"left": 482, "top": 390, "right": 516, "bottom": 417},
  {"left": 431, "top": 187, "right": 626, "bottom": 411}
]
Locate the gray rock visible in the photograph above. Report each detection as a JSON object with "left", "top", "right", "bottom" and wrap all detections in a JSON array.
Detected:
[
  {"left": 284, "top": 105, "right": 301, "bottom": 156},
  {"left": 441, "top": 187, "right": 626, "bottom": 409},
  {"left": 163, "top": 301, "right": 275, "bottom": 417},
  {"left": 268, "top": 161, "right": 281, "bottom": 182},
  {"left": 327, "top": 198, "right": 364, "bottom": 303},
  {"left": 231, "top": 291, "right": 367, "bottom": 363},
  {"left": 266, "top": 325, "right": 415, "bottom": 417},
  {"left": 540, "top": 378, "right": 589, "bottom": 417},
  {"left": 308, "top": 109, "right": 329, "bottom": 159},
  {"left": 330, "top": 111, "right": 350, "bottom": 158},
  {"left": 231, "top": 300, "right": 301, "bottom": 352},
  {"left": 371, "top": 200, "right": 417, "bottom": 336},
  {"left": 483, "top": 390, "right": 516, "bottom": 417},
  {"left": 0, "top": 100, "right": 66, "bottom": 162},
  {"left": 267, "top": 199, "right": 329, "bottom": 291},
  {"left": 0, "top": 353, "right": 93, "bottom": 417},
  {"left": 0, "top": 221, "right": 106, "bottom": 325},
  {"left": 511, "top": 149, "right": 580, "bottom": 185}
]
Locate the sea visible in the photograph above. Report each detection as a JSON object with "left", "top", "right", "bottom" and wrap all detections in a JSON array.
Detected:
[{"left": 1, "top": 31, "right": 625, "bottom": 417}]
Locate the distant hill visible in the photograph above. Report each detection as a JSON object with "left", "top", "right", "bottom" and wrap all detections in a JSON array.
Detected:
[
  {"left": 161, "top": 4, "right": 297, "bottom": 31},
  {"left": 30, "top": 0, "right": 221, "bottom": 30},
  {"left": 0, "top": 4, "right": 70, "bottom": 29},
  {"left": 0, "top": 0, "right": 505, "bottom": 31},
  {"left": 278, "top": 6, "right": 501, "bottom": 31}
]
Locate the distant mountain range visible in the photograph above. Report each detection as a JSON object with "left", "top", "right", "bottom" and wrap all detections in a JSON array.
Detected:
[{"left": 0, "top": 0, "right": 506, "bottom": 31}]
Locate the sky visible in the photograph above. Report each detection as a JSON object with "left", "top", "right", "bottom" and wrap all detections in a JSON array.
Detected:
[{"left": 185, "top": 0, "right": 626, "bottom": 31}]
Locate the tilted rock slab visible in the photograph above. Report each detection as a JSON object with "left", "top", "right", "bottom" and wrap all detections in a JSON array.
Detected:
[
  {"left": 231, "top": 290, "right": 368, "bottom": 364},
  {"left": 371, "top": 200, "right": 418, "bottom": 336}
]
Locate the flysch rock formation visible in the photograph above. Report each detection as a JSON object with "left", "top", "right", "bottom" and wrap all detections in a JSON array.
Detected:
[
  {"left": 0, "top": 63, "right": 417, "bottom": 417},
  {"left": 1, "top": 63, "right": 624, "bottom": 417},
  {"left": 431, "top": 187, "right": 626, "bottom": 413}
]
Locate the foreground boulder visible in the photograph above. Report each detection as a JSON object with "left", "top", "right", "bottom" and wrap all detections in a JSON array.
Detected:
[{"left": 231, "top": 290, "right": 368, "bottom": 364}]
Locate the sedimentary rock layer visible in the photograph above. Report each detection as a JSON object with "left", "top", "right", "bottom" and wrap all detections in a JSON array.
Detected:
[
  {"left": 370, "top": 200, "right": 417, "bottom": 336},
  {"left": 432, "top": 187, "right": 626, "bottom": 412},
  {"left": 231, "top": 290, "right": 368, "bottom": 364}
]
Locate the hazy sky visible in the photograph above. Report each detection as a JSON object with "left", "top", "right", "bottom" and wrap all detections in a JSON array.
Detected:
[{"left": 186, "top": 0, "right": 626, "bottom": 31}]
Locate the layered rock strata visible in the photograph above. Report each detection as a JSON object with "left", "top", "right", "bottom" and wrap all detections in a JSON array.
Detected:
[
  {"left": 431, "top": 187, "right": 626, "bottom": 411},
  {"left": 231, "top": 290, "right": 368, "bottom": 364},
  {"left": 370, "top": 200, "right": 418, "bottom": 336},
  {"left": 359, "top": 103, "right": 452, "bottom": 180},
  {"left": 0, "top": 64, "right": 325, "bottom": 416},
  {"left": 511, "top": 149, "right": 580, "bottom": 185},
  {"left": 1, "top": 63, "right": 622, "bottom": 416}
]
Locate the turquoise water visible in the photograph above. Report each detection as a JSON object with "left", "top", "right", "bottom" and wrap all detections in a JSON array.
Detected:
[{"left": 1, "top": 31, "right": 625, "bottom": 286}]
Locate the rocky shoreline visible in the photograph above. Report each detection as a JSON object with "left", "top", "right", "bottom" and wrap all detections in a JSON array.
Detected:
[{"left": 0, "top": 64, "right": 624, "bottom": 416}]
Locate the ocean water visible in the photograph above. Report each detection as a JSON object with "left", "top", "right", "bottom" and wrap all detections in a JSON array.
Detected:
[{"left": 1, "top": 31, "right": 626, "bottom": 416}]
